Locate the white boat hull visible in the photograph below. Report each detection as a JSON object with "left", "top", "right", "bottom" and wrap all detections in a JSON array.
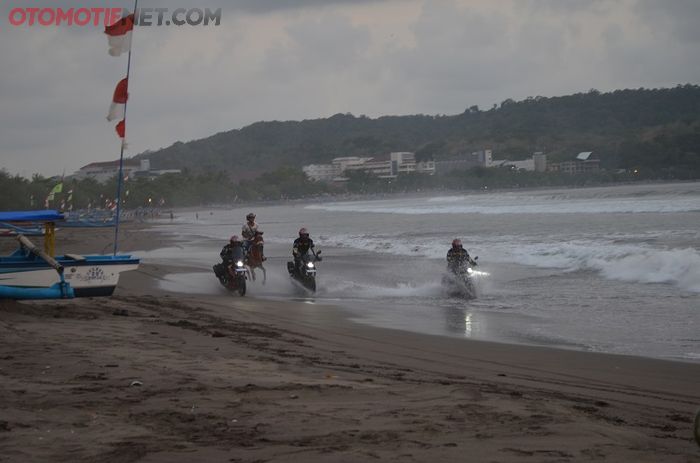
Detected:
[{"left": 0, "top": 263, "right": 139, "bottom": 297}]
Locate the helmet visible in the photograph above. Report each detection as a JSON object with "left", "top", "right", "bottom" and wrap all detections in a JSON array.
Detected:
[
  {"left": 246, "top": 212, "right": 256, "bottom": 221},
  {"left": 452, "top": 239, "right": 462, "bottom": 248},
  {"left": 299, "top": 227, "right": 309, "bottom": 238},
  {"left": 230, "top": 235, "right": 240, "bottom": 243}
]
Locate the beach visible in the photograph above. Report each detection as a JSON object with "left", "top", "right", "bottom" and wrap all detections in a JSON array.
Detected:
[{"left": 1, "top": 225, "right": 700, "bottom": 462}]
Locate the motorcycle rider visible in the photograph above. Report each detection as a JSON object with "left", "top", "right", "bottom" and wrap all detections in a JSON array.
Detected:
[
  {"left": 446, "top": 239, "right": 476, "bottom": 273},
  {"left": 216, "top": 235, "right": 244, "bottom": 280},
  {"left": 221, "top": 235, "right": 244, "bottom": 266},
  {"left": 292, "top": 228, "right": 315, "bottom": 273},
  {"left": 241, "top": 212, "right": 264, "bottom": 259}
]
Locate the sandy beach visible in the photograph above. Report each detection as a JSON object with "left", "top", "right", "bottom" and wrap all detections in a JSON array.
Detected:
[{"left": 1, "top": 225, "right": 699, "bottom": 462}]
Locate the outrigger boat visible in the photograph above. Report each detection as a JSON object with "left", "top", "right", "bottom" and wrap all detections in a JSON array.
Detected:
[
  {"left": 0, "top": 210, "right": 139, "bottom": 299},
  {"left": 0, "top": 210, "right": 53, "bottom": 237}
]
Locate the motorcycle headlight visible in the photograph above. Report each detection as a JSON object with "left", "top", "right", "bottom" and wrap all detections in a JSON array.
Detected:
[
  {"left": 307, "top": 262, "right": 315, "bottom": 269},
  {"left": 236, "top": 261, "right": 244, "bottom": 267},
  {"left": 466, "top": 267, "right": 473, "bottom": 274}
]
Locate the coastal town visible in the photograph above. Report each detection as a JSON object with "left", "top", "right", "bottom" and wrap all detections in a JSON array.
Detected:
[{"left": 66, "top": 149, "right": 600, "bottom": 185}]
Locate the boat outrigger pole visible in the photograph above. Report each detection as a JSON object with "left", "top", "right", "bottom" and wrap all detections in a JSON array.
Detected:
[
  {"left": 8, "top": 234, "right": 74, "bottom": 299},
  {"left": 112, "top": 0, "right": 138, "bottom": 256}
]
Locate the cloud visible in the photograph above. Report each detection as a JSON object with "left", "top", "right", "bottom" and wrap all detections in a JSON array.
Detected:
[
  {"left": 226, "top": 0, "right": 389, "bottom": 14},
  {"left": 634, "top": 0, "right": 700, "bottom": 43},
  {"left": 0, "top": 0, "right": 698, "bottom": 177}
]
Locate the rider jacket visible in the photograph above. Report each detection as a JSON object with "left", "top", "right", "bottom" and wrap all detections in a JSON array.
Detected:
[
  {"left": 241, "top": 222, "right": 259, "bottom": 241},
  {"left": 221, "top": 243, "right": 243, "bottom": 263},
  {"left": 447, "top": 247, "right": 475, "bottom": 271},
  {"left": 293, "top": 237, "right": 315, "bottom": 258}
]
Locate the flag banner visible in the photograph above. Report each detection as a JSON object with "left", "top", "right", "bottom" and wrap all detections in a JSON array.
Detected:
[
  {"left": 116, "top": 120, "right": 126, "bottom": 138},
  {"left": 48, "top": 183, "right": 63, "bottom": 199},
  {"left": 107, "top": 78, "right": 129, "bottom": 121},
  {"left": 105, "top": 14, "right": 134, "bottom": 57}
]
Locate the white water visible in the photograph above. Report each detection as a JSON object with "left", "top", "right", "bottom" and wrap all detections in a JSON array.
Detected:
[
  {"left": 295, "top": 233, "right": 700, "bottom": 293},
  {"left": 149, "top": 182, "right": 700, "bottom": 360},
  {"left": 307, "top": 187, "right": 700, "bottom": 215}
]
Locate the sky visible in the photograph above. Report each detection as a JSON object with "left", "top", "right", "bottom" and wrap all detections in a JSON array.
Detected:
[{"left": 1, "top": 0, "right": 699, "bottom": 177}]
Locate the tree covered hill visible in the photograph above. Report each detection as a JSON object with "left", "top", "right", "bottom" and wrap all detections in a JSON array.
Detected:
[{"left": 138, "top": 85, "right": 700, "bottom": 176}]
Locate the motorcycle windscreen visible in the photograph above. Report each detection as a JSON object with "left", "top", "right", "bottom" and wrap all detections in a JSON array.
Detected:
[{"left": 231, "top": 247, "right": 245, "bottom": 261}]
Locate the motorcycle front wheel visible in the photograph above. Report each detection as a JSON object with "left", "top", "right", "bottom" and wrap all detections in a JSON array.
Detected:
[
  {"left": 237, "top": 277, "right": 246, "bottom": 296},
  {"left": 305, "top": 276, "right": 316, "bottom": 293}
]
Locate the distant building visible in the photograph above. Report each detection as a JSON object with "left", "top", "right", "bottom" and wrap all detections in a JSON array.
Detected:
[
  {"left": 435, "top": 149, "right": 492, "bottom": 174},
  {"left": 477, "top": 150, "right": 494, "bottom": 166},
  {"left": 72, "top": 158, "right": 181, "bottom": 183},
  {"left": 346, "top": 158, "right": 393, "bottom": 178},
  {"left": 303, "top": 152, "right": 432, "bottom": 181},
  {"left": 73, "top": 160, "right": 142, "bottom": 183},
  {"left": 533, "top": 152, "right": 547, "bottom": 172},
  {"left": 302, "top": 164, "right": 338, "bottom": 182},
  {"left": 491, "top": 158, "right": 536, "bottom": 171},
  {"left": 549, "top": 151, "right": 600, "bottom": 174},
  {"left": 332, "top": 156, "right": 373, "bottom": 172},
  {"left": 416, "top": 160, "right": 436, "bottom": 175}
]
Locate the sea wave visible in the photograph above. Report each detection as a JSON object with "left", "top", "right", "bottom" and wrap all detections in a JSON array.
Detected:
[
  {"left": 311, "top": 233, "right": 700, "bottom": 293},
  {"left": 306, "top": 196, "right": 700, "bottom": 215},
  {"left": 511, "top": 242, "right": 700, "bottom": 293}
]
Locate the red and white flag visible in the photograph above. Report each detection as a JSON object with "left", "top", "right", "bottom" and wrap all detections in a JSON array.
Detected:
[
  {"left": 115, "top": 120, "right": 126, "bottom": 139},
  {"left": 107, "top": 77, "right": 129, "bottom": 121},
  {"left": 105, "top": 14, "right": 134, "bottom": 57}
]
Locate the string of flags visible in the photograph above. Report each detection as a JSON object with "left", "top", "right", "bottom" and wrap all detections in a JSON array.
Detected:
[{"left": 104, "top": 14, "right": 134, "bottom": 145}]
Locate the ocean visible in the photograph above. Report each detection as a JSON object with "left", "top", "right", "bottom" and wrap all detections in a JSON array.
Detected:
[{"left": 144, "top": 182, "right": 700, "bottom": 362}]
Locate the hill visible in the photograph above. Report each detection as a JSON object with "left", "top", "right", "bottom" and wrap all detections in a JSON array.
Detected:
[{"left": 137, "top": 85, "right": 700, "bottom": 177}]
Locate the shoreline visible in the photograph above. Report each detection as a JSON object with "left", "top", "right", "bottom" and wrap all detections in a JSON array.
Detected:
[
  {"left": 1, "top": 226, "right": 699, "bottom": 461},
  {"left": 160, "top": 179, "right": 700, "bottom": 210}
]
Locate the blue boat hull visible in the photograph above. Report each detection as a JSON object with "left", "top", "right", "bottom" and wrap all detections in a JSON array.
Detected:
[
  {"left": 0, "top": 282, "right": 74, "bottom": 300},
  {"left": 0, "top": 249, "right": 139, "bottom": 300}
]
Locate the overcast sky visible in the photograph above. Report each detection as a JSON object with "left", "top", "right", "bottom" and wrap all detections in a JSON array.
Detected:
[{"left": 1, "top": 0, "right": 699, "bottom": 177}]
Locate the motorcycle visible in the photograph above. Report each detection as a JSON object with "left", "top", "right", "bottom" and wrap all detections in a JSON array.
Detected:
[
  {"left": 442, "top": 256, "right": 479, "bottom": 299},
  {"left": 287, "top": 250, "right": 322, "bottom": 292},
  {"left": 213, "top": 246, "right": 249, "bottom": 296}
]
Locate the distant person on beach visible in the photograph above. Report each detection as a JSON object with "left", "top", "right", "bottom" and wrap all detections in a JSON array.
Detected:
[
  {"left": 292, "top": 228, "right": 315, "bottom": 271},
  {"left": 446, "top": 239, "right": 476, "bottom": 273},
  {"left": 241, "top": 212, "right": 264, "bottom": 259}
]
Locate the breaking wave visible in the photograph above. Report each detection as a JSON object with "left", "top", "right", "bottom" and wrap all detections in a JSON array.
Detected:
[
  {"left": 306, "top": 195, "right": 700, "bottom": 215},
  {"left": 313, "top": 233, "right": 700, "bottom": 293},
  {"left": 512, "top": 242, "right": 700, "bottom": 293},
  {"left": 307, "top": 185, "right": 700, "bottom": 215}
]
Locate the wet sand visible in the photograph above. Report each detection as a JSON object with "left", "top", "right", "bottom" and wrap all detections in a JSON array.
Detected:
[{"left": 1, "top": 226, "right": 699, "bottom": 462}]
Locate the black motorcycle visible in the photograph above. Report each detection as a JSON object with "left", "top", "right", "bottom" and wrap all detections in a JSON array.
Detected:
[
  {"left": 213, "top": 246, "right": 248, "bottom": 296},
  {"left": 442, "top": 256, "right": 478, "bottom": 299},
  {"left": 287, "top": 250, "right": 322, "bottom": 292}
]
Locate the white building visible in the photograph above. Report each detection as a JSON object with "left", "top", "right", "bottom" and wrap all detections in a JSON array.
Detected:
[
  {"left": 303, "top": 152, "right": 434, "bottom": 181},
  {"left": 416, "top": 160, "right": 436, "bottom": 175},
  {"left": 345, "top": 158, "right": 393, "bottom": 178},
  {"left": 332, "top": 156, "right": 372, "bottom": 172},
  {"left": 73, "top": 158, "right": 181, "bottom": 183},
  {"left": 533, "top": 152, "right": 547, "bottom": 172},
  {"left": 303, "top": 164, "right": 339, "bottom": 182},
  {"left": 489, "top": 151, "right": 548, "bottom": 172},
  {"left": 73, "top": 159, "right": 143, "bottom": 183},
  {"left": 478, "top": 150, "right": 493, "bottom": 167}
]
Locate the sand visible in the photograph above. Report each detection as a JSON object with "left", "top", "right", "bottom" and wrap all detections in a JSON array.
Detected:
[{"left": 1, "top": 226, "right": 699, "bottom": 462}]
